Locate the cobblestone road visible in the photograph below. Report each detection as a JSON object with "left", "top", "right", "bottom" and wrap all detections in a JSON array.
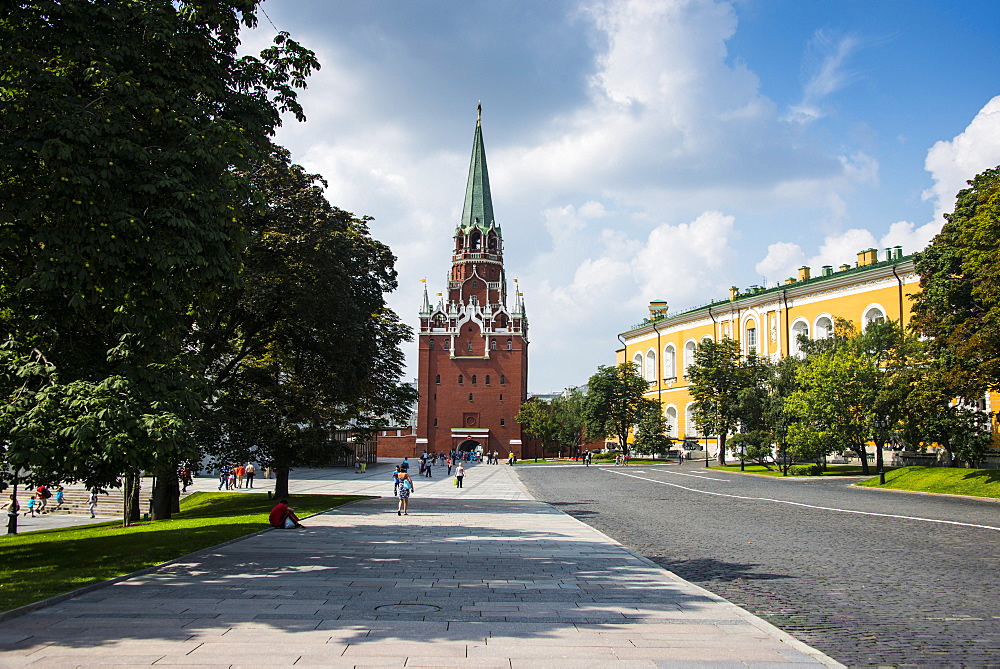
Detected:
[{"left": 515, "top": 463, "right": 1000, "bottom": 667}]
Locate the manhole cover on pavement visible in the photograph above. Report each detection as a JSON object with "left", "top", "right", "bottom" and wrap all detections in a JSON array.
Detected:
[{"left": 375, "top": 604, "right": 441, "bottom": 613}]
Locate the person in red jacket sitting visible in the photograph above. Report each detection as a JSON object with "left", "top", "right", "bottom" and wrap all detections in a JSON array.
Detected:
[{"left": 268, "top": 500, "right": 303, "bottom": 529}]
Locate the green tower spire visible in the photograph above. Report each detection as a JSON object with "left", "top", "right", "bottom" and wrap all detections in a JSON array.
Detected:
[{"left": 458, "top": 103, "right": 496, "bottom": 234}]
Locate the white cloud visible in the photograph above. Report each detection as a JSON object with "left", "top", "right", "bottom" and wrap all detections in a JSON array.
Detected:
[
  {"left": 755, "top": 242, "right": 806, "bottom": 282},
  {"left": 786, "top": 30, "right": 861, "bottom": 124},
  {"left": 923, "top": 95, "right": 1000, "bottom": 224},
  {"left": 758, "top": 95, "right": 1000, "bottom": 284}
]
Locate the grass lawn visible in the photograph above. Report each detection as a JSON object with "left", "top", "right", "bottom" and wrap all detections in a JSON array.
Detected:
[
  {"left": 708, "top": 463, "right": 884, "bottom": 477},
  {"left": 856, "top": 466, "right": 1000, "bottom": 499},
  {"left": 0, "top": 492, "right": 366, "bottom": 614}
]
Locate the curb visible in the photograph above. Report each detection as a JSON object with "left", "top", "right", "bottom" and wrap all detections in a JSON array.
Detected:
[
  {"left": 850, "top": 482, "right": 1000, "bottom": 503},
  {"left": 0, "top": 497, "right": 372, "bottom": 623}
]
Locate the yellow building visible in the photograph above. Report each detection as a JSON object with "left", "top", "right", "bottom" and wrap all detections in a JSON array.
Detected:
[{"left": 616, "top": 246, "right": 921, "bottom": 456}]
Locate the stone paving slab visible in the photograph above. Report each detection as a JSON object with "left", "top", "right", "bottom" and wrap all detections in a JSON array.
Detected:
[{"left": 1, "top": 465, "right": 842, "bottom": 667}]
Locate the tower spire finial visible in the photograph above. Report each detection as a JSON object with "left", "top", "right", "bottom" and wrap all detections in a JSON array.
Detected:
[{"left": 477, "top": 101, "right": 482, "bottom": 123}]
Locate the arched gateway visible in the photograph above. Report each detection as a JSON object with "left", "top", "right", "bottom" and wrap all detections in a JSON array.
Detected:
[{"left": 457, "top": 439, "right": 481, "bottom": 452}]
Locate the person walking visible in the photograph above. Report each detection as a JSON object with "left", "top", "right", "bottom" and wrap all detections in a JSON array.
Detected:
[
  {"left": 245, "top": 462, "right": 256, "bottom": 488},
  {"left": 396, "top": 468, "right": 414, "bottom": 515},
  {"left": 424, "top": 459, "right": 433, "bottom": 478},
  {"left": 446, "top": 457, "right": 453, "bottom": 476},
  {"left": 236, "top": 463, "right": 246, "bottom": 488},
  {"left": 455, "top": 463, "right": 466, "bottom": 488},
  {"left": 392, "top": 465, "right": 401, "bottom": 496},
  {"left": 87, "top": 489, "right": 98, "bottom": 518},
  {"left": 54, "top": 486, "right": 65, "bottom": 510}
]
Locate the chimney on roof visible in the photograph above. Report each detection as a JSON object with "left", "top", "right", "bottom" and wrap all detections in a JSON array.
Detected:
[
  {"left": 648, "top": 300, "right": 668, "bottom": 318},
  {"left": 839, "top": 263, "right": 851, "bottom": 272},
  {"left": 894, "top": 245, "right": 903, "bottom": 259},
  {"left": 798, "top": 266, "right": 811, "bottom": 281},
  {"left": 729, "top": 286, "right": 739, "bottom": 301},
  {"left": 822, "top": 265, "right": 833, "bottom": 277},
  {"left": 857, "top": 248, "right": 878, "bottom": 267},
  {"left": 785, "top": 277, "right": 796, "bottom": 285}
]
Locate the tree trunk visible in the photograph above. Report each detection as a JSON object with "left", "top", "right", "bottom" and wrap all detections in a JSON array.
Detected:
[
  {"left": 170, "top": 477, "right": 181, "bottom": 514},
  {"left": 854, "top": 445, "right": 870, "bottom": 475},
  {"left": 273, "top": 466, "right": 290, "bottom": 499},
  {"left": 717, "top": 433, "right": 727, "bottom": 466},
  {"left": 122, "top": 473, "right": 141, "bottom": 525},
  {"left": 151, "top": 470, "right": 175, "bottom": 520}
]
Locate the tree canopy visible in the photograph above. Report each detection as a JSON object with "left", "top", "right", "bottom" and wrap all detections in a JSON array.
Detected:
[
  {"left": 582, "top": 363, "right": 657, "bottom": 459},
  {"left": 0, "top": 1, "right": 318, "bottom": 503},
  {"left": 196, "top": 148, "right": 417, "bottom": 499},
  {"left": 912, "top": 164, "right": 1000, "bottom": 396}
]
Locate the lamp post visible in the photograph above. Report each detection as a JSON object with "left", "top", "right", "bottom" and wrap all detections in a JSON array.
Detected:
[
  {"left": 874, "top": 415, "right": 888, "bottom": 485},
  {"left": 704, "top": 429, "right": 709, "bottom": 468}
]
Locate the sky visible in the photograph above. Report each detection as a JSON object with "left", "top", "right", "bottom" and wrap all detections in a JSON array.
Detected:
[{"left": 242, "top": 0, "right": 1000, "bottom": 393}]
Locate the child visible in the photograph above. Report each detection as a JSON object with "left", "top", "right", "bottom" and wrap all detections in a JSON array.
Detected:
[
  {"left": 26, "top": 496, "right": 35, "bottom": 517},
  {"left": 54, "top": 486, "right": 65, "bottom": 510}
]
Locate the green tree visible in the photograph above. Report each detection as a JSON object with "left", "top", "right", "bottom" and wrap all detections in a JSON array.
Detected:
[
  {"left": 904, "top": 365, "right": 994, "bottom": 467},
  {"left": 517, "top": 389, "right": 588, "bottom": 458},
  {"left": 0, "top": 2, "right": 319, "bottom": 519},
  {"left": 196, "top": 149, "right": 416, "bottom": 500},
  {"left": 785, "top": 320, "right": 913, "bottom": 476},
  {"left": 912, "top": 165, "right": 1000, "bottom": 396},
  {"left": 633, "top": 405, "right": 672, "bottom": 457},
  {"left": 687, "top": 337, "right": 743, "bottom": 465},
  {"left": 582, "top": 363, "right": 655, "bottom": 460}
]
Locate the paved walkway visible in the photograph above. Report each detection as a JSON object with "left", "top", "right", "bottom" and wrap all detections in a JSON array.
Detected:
[
  {"left": 0, "top": 464, "right": 841, "bottom": 667},
  {"left": 189, "top": 460, "right": 531, "bottom": 501}
]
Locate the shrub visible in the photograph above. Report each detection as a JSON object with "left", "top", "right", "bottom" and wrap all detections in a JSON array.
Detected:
[{"left": 789, "top": 463, "right": 824, "bottom": 476}]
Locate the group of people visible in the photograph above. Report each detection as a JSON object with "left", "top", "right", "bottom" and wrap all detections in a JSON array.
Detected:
[
  {"left": 2, "top": 485, "right": 98, "bottom": 519},
  {"left": 483, "top": 450, "right": 515, "bottom": 465},
  {"left": 5, "top": 485, "right": 66, "bottom": 517},
  {"left": 218, "top": 462, "right": 256, "bottom": 490},
  {"left": 391, "top": 458, "right": 468, "bottom": 514}
]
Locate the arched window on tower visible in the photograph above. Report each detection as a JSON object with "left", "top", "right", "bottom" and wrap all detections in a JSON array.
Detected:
[
  {"left": 435, "top": 374, "right": 440, "bottom": 384},
  {"left": 485, "top": 375, "right": 491, "bottom": 385},
  {"left": 500, "top": 375, "right": 506, "bottom": 385},
  {"left": 470, "top": 230, "right": 481, "bottom": 250},
  {"left": 472, "top": 374, "right": 477, "bottom": 385},
  {"left": 491, "top": 340, "right": 497, "bottom": 350},
  {"left": 428, "top": 339, "right": 435, "bottom": 350},
  {"left": 488, "top": 233, "right": 498, "bottom": 251},
  {"left": 455, "top": 234, "right": 464, "bottom": 251},
  {"left": 467, "top": 341, "right": 473, "bottom": 351},
  {"left": 443, "top": 339, "right": 450, "bottom": 350},
  {"left": 506, "top": 340, "right": 512, "bottom": 350},
  {"left": 458, "top": 374, "right": 464, "bottom": 384}
]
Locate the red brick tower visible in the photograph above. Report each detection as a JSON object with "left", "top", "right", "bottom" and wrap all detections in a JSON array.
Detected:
[{"left": 414, "top": 108, "right": 529, "bottom": 456}]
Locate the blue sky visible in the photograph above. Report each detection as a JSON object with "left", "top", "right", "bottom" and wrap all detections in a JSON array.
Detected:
[{"left": 244, "top": 0, "right": 1000, "bottom": 392}]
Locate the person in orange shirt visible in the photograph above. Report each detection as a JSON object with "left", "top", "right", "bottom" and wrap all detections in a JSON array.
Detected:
[{"left": 235, "top": 464, "right": 246, "bottom": 488}]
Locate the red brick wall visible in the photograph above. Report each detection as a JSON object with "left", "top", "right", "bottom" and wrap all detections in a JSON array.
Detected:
[{"left": 415, "top": 329, "right": 528, "bottom": 456}]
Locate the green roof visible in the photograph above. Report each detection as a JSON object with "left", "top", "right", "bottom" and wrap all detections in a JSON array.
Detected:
[
  {"left": 624, "top": 253, "right": 916, "bottom": 333},
  {"left": 458, "top": 115, "right": 497, "bottom": 235}
]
